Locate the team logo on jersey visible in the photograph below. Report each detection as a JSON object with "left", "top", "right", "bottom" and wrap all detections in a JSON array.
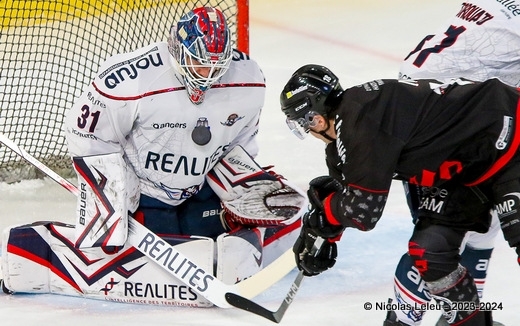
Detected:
[
  {"left": 221, "top": 113, "right": 244, "bottom": 126},
  {"left": 192, "top": 117, "right": 212, "bottom": 145},
  {"left": 149, "top": 180, "right": 202, "bottom": 201}
]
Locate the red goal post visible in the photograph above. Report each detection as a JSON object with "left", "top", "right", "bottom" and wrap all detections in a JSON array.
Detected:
[{"left": 0, "top": 0, "right": 249, "bottom": 183}]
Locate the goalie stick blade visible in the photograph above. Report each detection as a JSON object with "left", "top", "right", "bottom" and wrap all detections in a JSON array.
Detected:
[{"left": 225, "top": 271, "right": 305, "bottom": 324}]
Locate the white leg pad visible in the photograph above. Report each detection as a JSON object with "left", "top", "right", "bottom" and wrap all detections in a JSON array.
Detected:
[
  {"left": 216, "top": 228, "right": 264, "bottom": 285},
  {"left": 215, "top": 218, "right": 301, "bottom": 286},
  {"left": 2, "top": 221, "right": 214, "bottom": 307}
]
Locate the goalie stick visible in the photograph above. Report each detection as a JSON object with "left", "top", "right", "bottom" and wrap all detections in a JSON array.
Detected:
[{"left": 0, "top": 133, "right": 302, "bottom": 322}]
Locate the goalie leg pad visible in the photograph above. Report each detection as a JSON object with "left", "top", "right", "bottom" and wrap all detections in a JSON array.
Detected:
[
  {"left": 216, "top": 228, "right": 264, "bottom": 285},
  {"left": 2, "top": 221, "right": 214, "bottom": 307},
  {"left": 262, "top": 217, "right": 301, "bottom": 266},
  {"left": 73, "top": 153, "right": 140, "bottom": 248},
  {"left": 215, "top": 218, "right": 302, "bottom": 285}
]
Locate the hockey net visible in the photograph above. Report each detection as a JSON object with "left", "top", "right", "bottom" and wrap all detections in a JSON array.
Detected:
[{"left": 0, "top": 0, "right": 249, "bottom": 183}]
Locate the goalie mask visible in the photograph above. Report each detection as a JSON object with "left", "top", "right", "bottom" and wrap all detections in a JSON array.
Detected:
[
  {"left": 280, "top": 64, "right": 343, "bottom": 139},
  {"left": 168, "top": 7, "right": 233, "bottom": 104}
]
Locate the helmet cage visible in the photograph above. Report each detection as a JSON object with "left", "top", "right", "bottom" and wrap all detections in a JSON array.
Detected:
[
  {"left": 170, "top": 7, "right": 232, "bottom": 103},
  {"left": 178, "top": 32, "right": 232, "bottom": 90}
]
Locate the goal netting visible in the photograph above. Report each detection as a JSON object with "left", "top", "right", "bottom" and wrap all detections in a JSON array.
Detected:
[{"left": 0, "top": 0, "right": 248, "bottom": 183}]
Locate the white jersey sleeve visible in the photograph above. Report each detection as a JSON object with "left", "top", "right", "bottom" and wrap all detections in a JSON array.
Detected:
[
  {"left": 219, "top": 50, "right": 265, "bottom": 159},
  {"left": 399, "top": 0, "right": 520, "bottom": 87},
  {"left": 65, "top": 43, "right": 266, "bottom": 206}
]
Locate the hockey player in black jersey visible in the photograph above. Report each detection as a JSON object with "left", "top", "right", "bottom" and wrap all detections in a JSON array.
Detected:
[{"left": 281, "top": 64, "right": 520, "bottom": 326}]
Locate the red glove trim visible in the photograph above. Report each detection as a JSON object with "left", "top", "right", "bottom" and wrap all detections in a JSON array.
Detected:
[{"left": 323, "top": 193, "right": 341, "bottom": 226}]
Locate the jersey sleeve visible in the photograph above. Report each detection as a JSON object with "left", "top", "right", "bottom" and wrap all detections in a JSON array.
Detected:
[
  {"left": 64, "top": 78, "right": 137, "bottom": 157},
  {"left": 64, "top": 45, "right": 150, "bottom": 157},
  {"left": 225, "top": 54, "right": 265, "bottom": 158},
  {"left": 325, "top": 84, "right": 408, "bottom": 231},
  {"left": 227, "top": 110, "right": 261, "bottom": 158},
  {"left": 326, "top": 123, "right": 401, "bottom": 231},
  {"left": 399, "top": 0, "right": 520, "bottom": 87}
]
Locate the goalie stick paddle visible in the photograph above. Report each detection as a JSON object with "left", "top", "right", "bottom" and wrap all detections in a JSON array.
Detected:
[
  {"left": 226, "top": 237, "right": 325, "bottom": 323},
  {"left": 0, "top": 133, "right": 299, "bottom": 319}
]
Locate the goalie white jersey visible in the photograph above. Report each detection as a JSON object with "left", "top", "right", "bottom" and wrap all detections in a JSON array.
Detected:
[
  {"left": 65, "top": 42, "right": 265, "bottom": 206},
  {"left": 399, "top": 0, "right": 520, "bottom": 87}
]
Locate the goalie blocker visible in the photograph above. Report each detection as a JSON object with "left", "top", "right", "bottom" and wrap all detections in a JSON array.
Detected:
[{"left": 72, "top": 152, "right": 140, "bottom": 248}]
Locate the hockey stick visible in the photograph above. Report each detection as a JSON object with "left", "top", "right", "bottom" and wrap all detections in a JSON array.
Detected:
[
  {"left": 0, "top": 133, "right": 299, "bottom": 318},
  {"left": 226, "top": 237, "right": 324, "bottom": 323}
]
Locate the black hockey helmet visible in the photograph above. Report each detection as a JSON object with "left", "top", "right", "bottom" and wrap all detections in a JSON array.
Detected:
[{"left": 280, "top": 64, "right": 343, "bottom": 139}]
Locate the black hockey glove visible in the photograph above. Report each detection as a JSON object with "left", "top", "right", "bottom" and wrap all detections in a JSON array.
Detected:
[
  {"left": 293, "top": 214, "right": 338, "bottom": 276},
  {"left": 292, "top": 176, "right": 345, "bottom": 276},
  {"left": 306, "top": 176, "right": 345, "bottom": 239}
]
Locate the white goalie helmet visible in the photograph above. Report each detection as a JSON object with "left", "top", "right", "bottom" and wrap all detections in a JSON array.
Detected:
[{"left": 168, "top": 7, "right": 233, "bottom": 104}]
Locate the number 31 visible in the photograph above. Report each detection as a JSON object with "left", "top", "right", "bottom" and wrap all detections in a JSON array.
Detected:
[{"left": 77, "top": 104, "right": 100, "bottom": 133}]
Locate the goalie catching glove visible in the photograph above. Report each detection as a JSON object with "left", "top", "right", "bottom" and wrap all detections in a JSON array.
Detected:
[
  {"left": 294, "top": 176, "right": 345, "bottom": 276},
  {"left": 207, "top": 145, "right": 308, "bottom": 229}
]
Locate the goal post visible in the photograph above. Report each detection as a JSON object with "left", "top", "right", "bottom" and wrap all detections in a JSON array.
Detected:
[{"left": 0, "top": 0, "right": 249, "bottom": 183}]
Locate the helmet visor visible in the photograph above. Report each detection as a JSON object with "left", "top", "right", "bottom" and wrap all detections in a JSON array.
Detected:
[{"left": 285, "top": 111, "right": 320, "bottom": 139}]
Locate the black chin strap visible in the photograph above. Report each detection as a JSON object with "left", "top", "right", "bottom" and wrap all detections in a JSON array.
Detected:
[
  {"left": 319, "top": 119, "right": 335, "bottom": 142},
  {"left": 319, "top": 131, "right": 335, "bottom": 142}
]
